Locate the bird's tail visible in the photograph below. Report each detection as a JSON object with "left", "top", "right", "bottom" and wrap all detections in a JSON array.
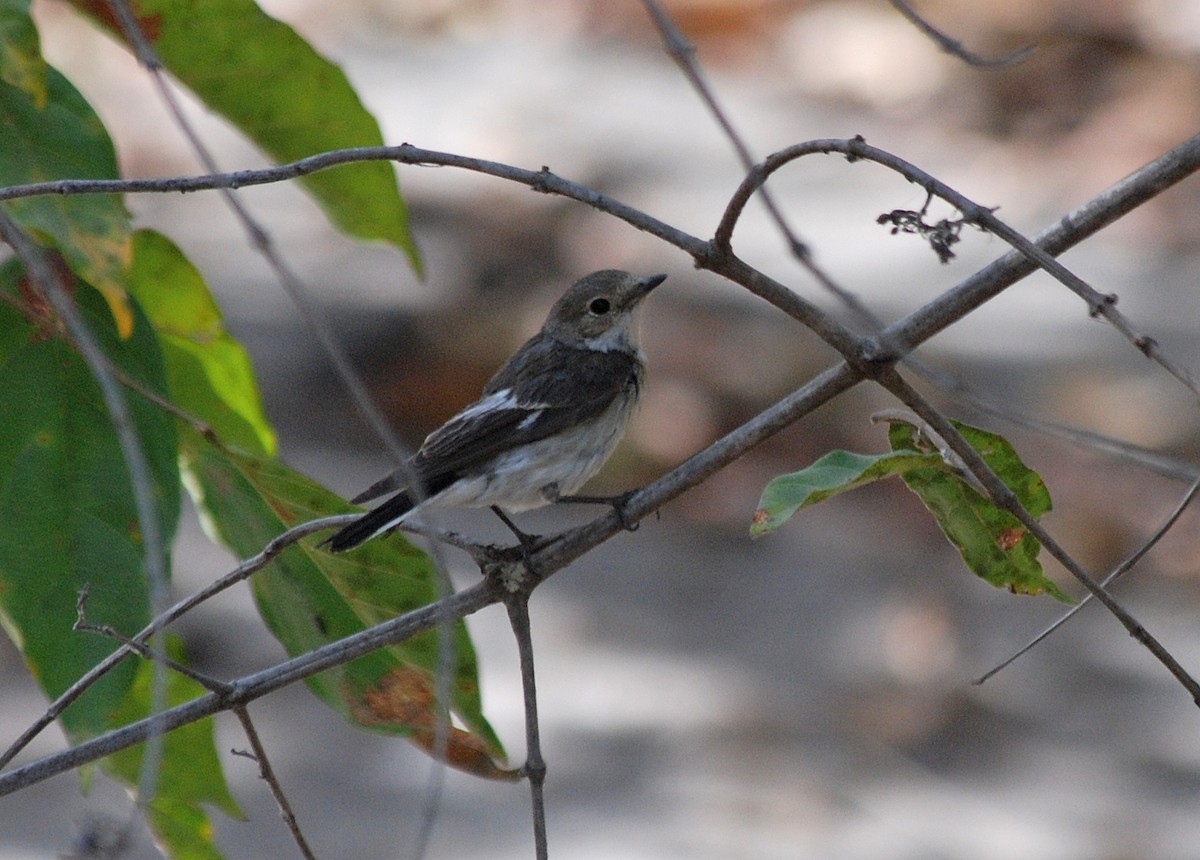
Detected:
[{"left": 324, "top": 492, "right": 415, "bottom": 552}]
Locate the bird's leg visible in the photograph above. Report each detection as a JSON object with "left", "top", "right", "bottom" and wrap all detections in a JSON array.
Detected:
[
  {"left": 555, "top": 490, "right": 640, "bottom": 532},
  {"left": 490, "top": 506, "right": 549, "bottom": 557}
]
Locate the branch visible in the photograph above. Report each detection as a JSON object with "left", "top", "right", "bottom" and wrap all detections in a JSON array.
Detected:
[
  {"left": 879, "top": 369, "right": 1200, "bottom": 702},
  {"left": 888, "top": 0, "right": 1036, "bottom": 67},
  {"left": 0, "top": 359, "right": 863, "bottom": 796},
  {"left": 5, "top": 127, "right": 1200, "bottom": 787},
  {"left": 976, "top": 476, "right": 1200, "bottom": 683},
  {"left": 718, "top": 134, "right": 1200, "bottom": 398}
]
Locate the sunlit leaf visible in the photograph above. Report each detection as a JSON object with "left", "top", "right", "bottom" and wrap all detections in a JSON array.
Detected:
[
  {"left": 126, "top": 229, "right": 276, "bottom": 457},
  {"left": 70, "top": 0, "right": 420, "bottom": 270}
]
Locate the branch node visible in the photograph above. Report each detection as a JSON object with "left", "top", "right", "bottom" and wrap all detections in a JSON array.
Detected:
[
  {"left": 845, "top": 134, "right": 868, "bottom": 162},
  {"left": 531, "top": 166, "right": 556, "bottom": 194},
  {"left": 1088, "top": 293, "right": 1119, "bottom": 317},
  {"left": 858, "top": 336, "right": 899, "bottom": 367}
]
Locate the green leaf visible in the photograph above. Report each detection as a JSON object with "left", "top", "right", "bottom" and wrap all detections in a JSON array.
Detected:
[
  {"left": 70, "top": 0, "right": 419, "bottom": 270},
  {"left": 0, "top": 0, "right": 48, "bottom": 106},
  {"left": 751, "top": 448, "right": 943, "bottom": 535},
  {"left": 126, "top": 229, "right": 276, "bottom": 457},
  {"left": 103, "top": 636, "right": 243, "bottom": 859},
  {"left": 752, "top": 418, "right": 1068, "bottom": 602},
  {"left": 179, "top": 430, "right": 512, "bottom": 778},
  {"left": 887, "top": 419, "right": 1067, "bottom": 602},
  {"left": 0, "top": 61, "right": 133, "bottom": 333},
  {"left": 0, "top": 262, "right": 179, "bottom": 739}
]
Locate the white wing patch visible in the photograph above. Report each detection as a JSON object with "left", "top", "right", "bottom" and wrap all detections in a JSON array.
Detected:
[
  {"left": 455, "top": 388, "right": 519, "bottom": 421},
  {"left": 517, "top": 410, "right": 543, "bottom": 431}
]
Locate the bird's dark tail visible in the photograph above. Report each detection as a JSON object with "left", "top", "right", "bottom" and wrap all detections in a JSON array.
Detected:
[{"left": 324, "top": 492, "right": 415, "bottom": 552}]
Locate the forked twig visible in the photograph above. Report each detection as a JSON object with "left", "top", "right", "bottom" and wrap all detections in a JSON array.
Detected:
[{"left": 976, "top": 476, "right": 1200, "bottom": 684}]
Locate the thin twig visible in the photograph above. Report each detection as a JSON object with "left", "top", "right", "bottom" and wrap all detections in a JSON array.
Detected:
[
  {"left": 640, "top": 0, "right": 898, "bottom": 334},
  {"left": 639, "top": 0, "right": 807, "bottom": 258},
  {"left": 976, "top": 476, "right": 1200, "bottom": 684},
  {"left": 74, "top": 585, "right": 230, "bottom": 693},
  {"left": 506, "top": 594, "right": 548, "bottom": 860},
  {"left": 888, "top": 0, "right": 1036, "bottom": 67},
  {"left": 101, "top": 0, "right": 424, "bottom": 474},
  {"left": 232, "top": 707, "right": 320, "bottom": 860}
]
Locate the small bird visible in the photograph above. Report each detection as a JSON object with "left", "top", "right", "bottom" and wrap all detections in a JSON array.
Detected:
[{"left": 326, "top": 269, "right": 666, "bottom": 552}]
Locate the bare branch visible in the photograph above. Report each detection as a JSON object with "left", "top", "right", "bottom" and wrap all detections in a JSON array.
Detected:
[
  {"left": 232, "top": 707, "right": 319, "bottom": 860},
  {"left": 719, "top": 135, "right": 1200, "bottom": 397},
  {"left": 976, "top": 476, "right": 1200, "bottom": 683},
  {"left": 888, "top": 0, "right": 1036, "bottom": 67},
  {"left": 506, "top": 593, "right": 549, "bottom": 860}
]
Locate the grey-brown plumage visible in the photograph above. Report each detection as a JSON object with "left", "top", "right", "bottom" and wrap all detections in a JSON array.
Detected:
[{"left": 326, "top": 270, "right": 665, "bottom": 552}]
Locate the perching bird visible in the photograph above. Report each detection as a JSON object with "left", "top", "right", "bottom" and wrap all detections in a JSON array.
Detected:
[{"left": 325, "top": 269, "right": 666, "bottom": 552}]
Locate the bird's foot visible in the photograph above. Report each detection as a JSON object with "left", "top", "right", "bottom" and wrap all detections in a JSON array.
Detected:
[
  {"left": 489, "top": 506, "right": 550, "bottom": 571},
  {"left": 556, "top": 490, "right": 640, "bottom": 532}
]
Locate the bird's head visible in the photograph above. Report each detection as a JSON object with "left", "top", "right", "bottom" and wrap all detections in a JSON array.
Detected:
[{"left": 543, "top": 270, "right": 667, "bottom": 351}]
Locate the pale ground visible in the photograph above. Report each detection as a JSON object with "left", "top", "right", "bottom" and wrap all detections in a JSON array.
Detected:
[{"left": 5, "top": 2, "right": 1200, "bottom": 858}]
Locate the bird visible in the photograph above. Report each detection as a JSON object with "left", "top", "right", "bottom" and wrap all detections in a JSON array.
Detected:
[{"left": 325, "top": 269, "right": 666, "bottom": 552}]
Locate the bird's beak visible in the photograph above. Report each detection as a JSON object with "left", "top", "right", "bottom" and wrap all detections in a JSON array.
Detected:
[{"left": 635, "top": 273, "right": 668, "bottom": 300}]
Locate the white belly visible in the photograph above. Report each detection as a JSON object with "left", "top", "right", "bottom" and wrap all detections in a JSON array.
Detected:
[{"left": 423, "top": 395, "right": 635, "bottom": 512}]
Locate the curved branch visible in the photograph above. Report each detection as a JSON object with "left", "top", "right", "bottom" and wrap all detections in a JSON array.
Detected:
[{"left": 717, "top": 134, "right": 1200, "bottom": 395}]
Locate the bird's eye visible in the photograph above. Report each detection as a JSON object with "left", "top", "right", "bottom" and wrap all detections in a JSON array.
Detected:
[{"left": 588, "top": 297, "right": 611, "bottom": 315}]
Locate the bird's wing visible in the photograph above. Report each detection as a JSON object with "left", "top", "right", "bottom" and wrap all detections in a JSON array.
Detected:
[
  {"left": 412, "top": 344, "right": 641, "bottom": 480},
  {"left": 346, "top": 343, "right": 640, "bottom": 504}
]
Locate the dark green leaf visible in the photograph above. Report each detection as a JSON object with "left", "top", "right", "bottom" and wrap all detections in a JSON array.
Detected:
[
  {"left": 0, "top": 62, "right": 133, "bottom": 332},
  {"left": 0, "top": 263, "right": 179, "bottom": 739}
]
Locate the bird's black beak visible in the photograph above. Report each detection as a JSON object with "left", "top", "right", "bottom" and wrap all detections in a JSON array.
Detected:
[{"left": 636, "top": 273, "right": 668, "bottom": 299}]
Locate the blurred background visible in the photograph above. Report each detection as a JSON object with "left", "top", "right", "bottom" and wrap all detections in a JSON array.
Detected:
[{"left": 5, "top": 0, "right": 1200, "bottom": 857}]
